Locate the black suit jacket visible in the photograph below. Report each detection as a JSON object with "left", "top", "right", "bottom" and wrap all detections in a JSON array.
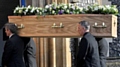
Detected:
[
  {"left": 76, "top": 32, "right": 100, "bottom": 67},
  {"left": 2, "top": 34, "right": 25, "bottom": 67}
]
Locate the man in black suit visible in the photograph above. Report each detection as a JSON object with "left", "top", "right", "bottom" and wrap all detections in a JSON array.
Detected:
[
  {"left": 76, "top": 21, "right": 100, "bottom": 67},
  {"left": 2, "top": 23, "right": 25, "bottom": 67},
  {"left": 95, "top": 38, "right": 108, "bottom": 67}
]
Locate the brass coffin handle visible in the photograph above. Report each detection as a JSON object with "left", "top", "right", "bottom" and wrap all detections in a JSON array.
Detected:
[
  {"left": 52, "top": 23, "right": 64, "bottom": 28},
  {"left": 93, "top": 22, "right": 107, "bottom": 28},
  {"left": 15, "top": 24, "right": 24, "bottom": 29}
]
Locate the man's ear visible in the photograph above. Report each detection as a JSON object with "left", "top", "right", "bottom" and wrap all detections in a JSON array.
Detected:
[{"left": 83, "top": 27, "right": 87, "bottom": 32}]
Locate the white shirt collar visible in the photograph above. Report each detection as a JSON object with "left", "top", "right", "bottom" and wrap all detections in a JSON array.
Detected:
[{"left": 9, "top": 34, "right": 14, "bottom": 38}]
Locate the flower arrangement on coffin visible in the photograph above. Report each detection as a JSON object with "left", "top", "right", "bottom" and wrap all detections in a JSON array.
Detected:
[
  {"left": 84, "top": 4, "right": 118, "bottom": 15},
  {"left": 13, "top": 6, "right": 43, "bottom": 15},
  {"left": 14, "top": 3, "right": 118, "bottom": 16}
]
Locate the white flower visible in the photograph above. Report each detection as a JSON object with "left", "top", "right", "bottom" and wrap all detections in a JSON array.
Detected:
[
  {"left": 71, "top": 6, "right": 75, "bottom": 10},
  {"left": 106, "top": 5, "right": 111, "bottom": 9},
  {"left": 49, "top": 7, "right": 52, "bottom": 11},
  {"left": 57, "top": 6, "right": 60, "bottom": 9},
  {"left": 24, "top": 12, "right": 26, "bottom": 15},
  {"left": 64, "top": 5, "right": 67, "bottom": 9},
  {"left": 94, "top": 7, "right": 99, "bottom": 11},
  {"left": 52, "top": 10, "right": 55, "bottom": 14},
  {"left": 45, "top": 5, "right": 49, "bottom": 8},
  {"left": 66, "top": 9, "right": 70, "bottom": 13},
  {"left": 39, "top": 12, "right": 42, "bottom": 15},
  {"left": 98, "top": 5, "right": 104, "bottom": 9},
  {"left": 76, "top": 12, "right": 79, "bottom": 14},
  {"left": 18, "top": 10, "right": 23, "bottom": 14},
  {"left": 25, "top": 9, "right": 28, "bottom": 12},
  {"left": 38, "top": 7, "right": 43, "bottom": 10},
  {"left": 36, "top": 9, "right": 39, "bottom": 13},
  {"left": 102, "top": 6, "right": 106, "bottom": 10},
  {"left": 45, "top": 5, "right": 50, "bottom": 9},
  {"left": 13, "top": 10, "right": 16, "bottom": 13},
  {"left": 98, "top": 5, "right": 104, "bottom": 11},
  {"left": 113, "top": 8, "right": 118, "bottom": 12},
  {"left": 37, "top": 7, "right": 43, "bottom": 11},
  {"left": 49, "top": 4, "right": 52, "bottom": 7},
  {"left": 31, "top": 7, "right": 35, "bottom": 13},
  {"left": 79, "top": 7, "right": 83, "bottom": 11},
  {"left": 27, "top": 5, "right": 31, "bottom": 8},
  {"left": 15, "top": 7, "right": 19, "bottom": 10}
]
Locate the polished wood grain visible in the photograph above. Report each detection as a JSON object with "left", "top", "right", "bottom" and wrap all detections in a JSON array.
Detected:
[
  {"left": 33, "top": 38, "right": 71, "bottom": 67},
  {"left": 8, "top": 14, "right": 117, "bottom": 37}
]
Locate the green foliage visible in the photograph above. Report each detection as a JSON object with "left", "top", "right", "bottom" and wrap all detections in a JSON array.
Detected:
[{"left": 13, "top": 3, "right": 118, "bottom": 16}]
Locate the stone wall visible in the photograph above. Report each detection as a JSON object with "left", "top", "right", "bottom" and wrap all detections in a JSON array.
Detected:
[
  {"left": 107, "top": 57, "right": 120, "bottom": 67},
  {"left": 109, "top": 0, "right": 120, "bottom": 57},
  {"left": 106, "top": 0, "right": 120, "bottom": 67}
]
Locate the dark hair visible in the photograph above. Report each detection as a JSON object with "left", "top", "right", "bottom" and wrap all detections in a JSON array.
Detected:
[
  {"left": 79, "top": 21, "right": 90, "bottom": 30},
  {"left": 4, "top": 23, "right": 18, "bottom": 34}
]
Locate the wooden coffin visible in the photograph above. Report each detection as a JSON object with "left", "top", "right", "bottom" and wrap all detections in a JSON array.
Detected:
[{"left": 8, "top": 14, "right": 117, "bottom": 37}]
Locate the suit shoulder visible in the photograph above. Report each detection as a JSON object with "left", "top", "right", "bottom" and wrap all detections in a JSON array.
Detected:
[
  {"left": 84, "top": 33, "right": 97, "bottom": 43},
  {"left": 10, "top": 35, "right": 23, "bottom": 44},
  {"left": 10, "top": 34, "right": 21, "bottom": 40},
  {"left": 84, "top": 33, "right": 94, "bottom": 39}
]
